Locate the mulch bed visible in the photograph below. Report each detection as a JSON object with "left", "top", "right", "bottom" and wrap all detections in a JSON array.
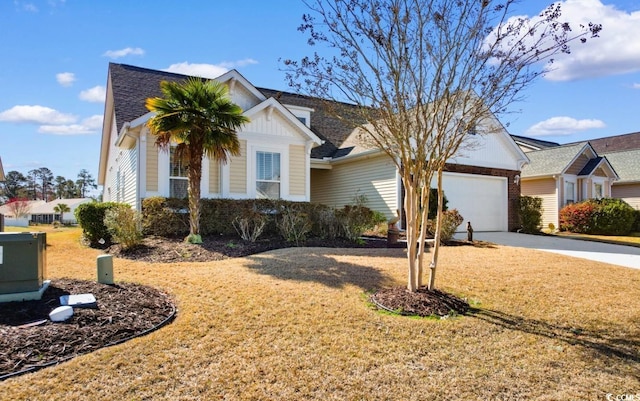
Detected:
[
  {"left": 370, "top": 286, "right": 470, "bottom": 317},
  {"left": 0, "top": 278, "right": 175, "bottom": 380}
]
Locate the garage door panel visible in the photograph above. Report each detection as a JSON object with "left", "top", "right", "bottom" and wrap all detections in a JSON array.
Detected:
[{"left": 436, "top": 173, "right": 507, "bottom": 232}]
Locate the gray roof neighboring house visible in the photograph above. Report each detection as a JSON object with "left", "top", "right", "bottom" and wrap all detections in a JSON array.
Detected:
[
  {"left": 571, "top": 131, "right": 640, "bottom": 153},
  {"left": 511, "top": 134, "right": 559, "bottom": 151},
  {"left": 521, "top": 142, "right": 588, "bottom": 178},
  {"left": 601, "top": 149, "right": 640, "bottom": 183}
]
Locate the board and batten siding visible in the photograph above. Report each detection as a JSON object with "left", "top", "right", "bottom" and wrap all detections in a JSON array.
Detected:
[
  {"left": 209, "top": 158, "right": 220, "bottom": 194},
  {"left": 229, "top": 140, "right": 247, "bottom": 194},
  {"left": 146, "top": 135, "right": 158, "bottom": 192},
  {"left": 522, "top": 178, "right": 558, "bottom": 229},
  {"left": 565, "top": 154, "right": 589, "bottom": 175},
  {"left": 289, "top": 144, "right": 306, "bottom": 196},
  {"left": 311, "top": 153, "right": 397, "bottom": 219},
  {"left": 612, "top": 183, "right": 640, "bottom": 210}
]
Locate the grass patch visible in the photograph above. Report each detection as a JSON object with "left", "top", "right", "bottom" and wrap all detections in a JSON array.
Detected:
[
  {"left": 1, "top": 228, "right": 638, "bottom": 400},
  {"left": 555, "top": 231, "right": 640, "bottom": 247}
]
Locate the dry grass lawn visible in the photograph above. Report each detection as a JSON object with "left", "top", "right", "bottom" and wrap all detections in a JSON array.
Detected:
[{"left": 1, "top": 228, "right": 639, "bottom": 400}]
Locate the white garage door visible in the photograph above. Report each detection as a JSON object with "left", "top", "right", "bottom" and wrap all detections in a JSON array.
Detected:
[{"left": 438, "top": 172, "right": 508, "bottom": 232}]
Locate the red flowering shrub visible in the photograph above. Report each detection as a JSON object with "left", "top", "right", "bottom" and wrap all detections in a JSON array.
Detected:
[{"left": 559, "top": 202, "right": 595, "bottom": 233}]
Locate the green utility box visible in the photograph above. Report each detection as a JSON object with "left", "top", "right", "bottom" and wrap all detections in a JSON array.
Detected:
[{"left": 0, "top": 232, "right": 47, "bottom": 294}]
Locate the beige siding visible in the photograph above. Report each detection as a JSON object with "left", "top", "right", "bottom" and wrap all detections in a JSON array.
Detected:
[
  {"left": 565, "top": 154, "right": 590, "bottom": 175},
  {"left": 522, "top": 178, "right": 558, "bottom": 229},
  {"left": 229, "top": 140, "right": 247, "bottom": 193},
  {"left": 209, "top": 159, "right": 220, "bottom": 193},
  {"left": 311, "top": 154, "right": 397, "bottom": 219},
  {"left": 612, "top": 183, "right": 640, "bottom": 210},
  {"left": 594, "top": 167, "right": 607, "bottom": 177},
  {"left": 289, "top": 144, "right": 306, "bottom": 196},
  {"left": 146, "top": 136, "right": 158, "bottom": 192}
]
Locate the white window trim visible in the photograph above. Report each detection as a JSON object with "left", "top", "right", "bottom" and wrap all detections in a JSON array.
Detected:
[{"left": 249, "top": 144, "right": 289, "bottom": 200}]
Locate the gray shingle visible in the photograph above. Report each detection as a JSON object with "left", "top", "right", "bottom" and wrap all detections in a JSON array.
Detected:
[
  {"left": 601, "top": 149, "right": 640, "bottom": 183},
  {"left": 109, "top": 63, "right": 360, "bottom": 160},
  {"left": 521, "top": 142, "right": 587, "bottom": 178}
]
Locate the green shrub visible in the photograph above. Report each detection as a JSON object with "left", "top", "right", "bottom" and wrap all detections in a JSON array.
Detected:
[
  {"left": 560, "top": 198, "right": 635, "bottom": 235},
  {"left": 519, "top": 196, "right": 543, "bottom": 234},
  {"left": 104, "top": 204, "right": 143, "bottom": 250},
  {"left": 75, "top": 202, "right": 123, "bottom": 247},
  {"left": 428, "top": 188, "right": 448, "bottom": 219},
  {"left": 589, "top": 198, "right": 635, "bottom": 235},
  {"left": 633, "top": 210, "right": 640, "bottom": 232},
  {"left": 141, "top": 197, "right": 189, "bottom": 237},
  {"left": 276, "top": 207, "right": 311, "bottom": 246},
  {"left": 335, "top": 205, "right": 375, "bottom": 241},
  {"left": 426, "top": 209, "right": 464, "bottom": 242}
]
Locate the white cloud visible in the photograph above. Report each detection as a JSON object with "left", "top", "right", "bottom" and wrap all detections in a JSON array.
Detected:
[
  {"left": 164, "top": 59, "right": 259, "bottom": 79},
  {"left": 103, "top": 47, "right": 145, "bottom": 59},
  {"left": 532, "top": 1, "right": 640, "bottom": 81},
  {"left": 38, "top": 115, "right": 103, "bottom": 135},
  {"left": 56, "top": 72, "right": 75, "bottom": 87},
  {"left": 525, "top": 116, "right": 606, "bottom": 136},
  {"left": 0, "top": 105, "right": 76, "bottom": 125},
  {"left": 633, "top": 83, "right": 640, "bottom": 89},
  {"left": 79, "top": 86, "right": 106, "bottom": 103}
]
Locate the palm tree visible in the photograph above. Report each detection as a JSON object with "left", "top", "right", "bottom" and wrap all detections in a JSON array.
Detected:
[
  {"left": 53, "top": 203, "right": 70, "bottom": 222},
  {"left": 146, "top": 77, "right": 249, "bottom": 244}
]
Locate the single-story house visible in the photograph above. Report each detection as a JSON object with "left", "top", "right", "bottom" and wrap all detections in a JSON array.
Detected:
[
  {"left": 99, "top": 63, "right": 529, "bottom": 232},
  {"left": 513, "top": 132, "right": 640, "bottom": 227},
  {"left": 518, "top": 142, "right": 618, "bottom": 229}
]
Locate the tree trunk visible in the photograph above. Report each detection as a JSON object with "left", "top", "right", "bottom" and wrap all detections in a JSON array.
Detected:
[
  {"left": 186, "top": 150, "right": 203, "bottom": 244},
  {"left": 404, "top": 180, "right": 418, "bottom": 292},
  {"left": 428, "top": 168, "right": 445, "bottom": 291},
  {"left": 416, "top": 184, "right": 430, "bottom": 288}
]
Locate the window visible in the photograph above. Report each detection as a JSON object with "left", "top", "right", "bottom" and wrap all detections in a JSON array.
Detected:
[
  {"left": 594, "top": 183, "right": 603, "bottom": 199},
  {"left": 256, "top": 151, "right": 280, "bottom": 199},
  {"left": 565, "top": 181, "right": 575, "bottom": 205},
  {"left": 170, "top": 147, "right": 188, "bottom": 199}
]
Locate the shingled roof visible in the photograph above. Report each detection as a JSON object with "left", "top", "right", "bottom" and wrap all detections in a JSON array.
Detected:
[
  {"left": 521, "top": 142, "right": 588, "bottom": 178},
  {"left": 108, "top": 63, "right": 361, "bottom": 160},
  {"left": 572, "top": 131, "right": 640, "bottom": 153},
  {"left": 109, "top": 63, "right": 191, "bottom": 134},
  {"left": 601, "top": 149, "right": 640, "bottom": 183},
  {"left": 510, "top": 134, "right": 559, "bottom": 150}
]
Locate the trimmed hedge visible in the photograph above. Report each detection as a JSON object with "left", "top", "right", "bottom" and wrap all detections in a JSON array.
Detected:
[
  {"left": 559, "top": 198, "right": 635, "bottom": 235},
  {"left": 633, "top": 210, "right": 640, "bottom": 233},
  {"left": 141, "top": 197, "right": 382, "bottom": 241}
]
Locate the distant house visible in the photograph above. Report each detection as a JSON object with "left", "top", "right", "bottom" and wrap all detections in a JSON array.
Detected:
[
  {"left": 99, "top": 63, "right": 529, "bottom": 232},
  {"left": 0, "top": 198, "right": 91, "bottom": 226},
  {"left": 0, "top": 157, "right": 5, "bottom": 182}
]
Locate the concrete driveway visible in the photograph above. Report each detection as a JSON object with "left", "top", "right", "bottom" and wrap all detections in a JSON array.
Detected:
[{"left": 460, "top": 232, "right": 640, "bottom": 270}]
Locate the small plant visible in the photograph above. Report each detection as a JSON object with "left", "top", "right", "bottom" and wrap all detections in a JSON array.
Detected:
[
  {"left": 548, "top": 223, "right": 556, "bottom": 232},
  {"left": 75, "top": 201, "right": 123, "bottom": 247},
  {"left": 232, "top": 211, "right": 267, "bottom": 242},
  {"left": 426, "top": 209, "right": 464, "bottom": 242},
  {"left": 104, "top": 204, "right": 143, "bottom": 250},
  {"left": 226, "top": 241, "right": 237, "bottom": 248},
  {"left": 276, "top": 208, "right": 312, "bottom": 246}
]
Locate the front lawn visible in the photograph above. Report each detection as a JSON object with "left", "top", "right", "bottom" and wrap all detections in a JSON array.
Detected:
[{"left": 1, "top": 227, "right": 638, "bottom": 400}]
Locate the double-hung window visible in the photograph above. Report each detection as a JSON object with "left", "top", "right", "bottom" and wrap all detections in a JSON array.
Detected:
[
  {"left": 170, "top": 147, "right": 188, "bottom": 199},
  {"left": 256, "top": 151, "right": 280, "bottom": 199},
  {"left": 565, "top": 181, "right": 575, "bottom": 205},
  {"left": 594, "top": 183, "right": 603, "bottom": 199}
]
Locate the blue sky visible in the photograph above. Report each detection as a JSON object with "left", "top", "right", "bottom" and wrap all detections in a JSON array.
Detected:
[{"left": 1, "top": 0, "right": 639, "bottom": 188}]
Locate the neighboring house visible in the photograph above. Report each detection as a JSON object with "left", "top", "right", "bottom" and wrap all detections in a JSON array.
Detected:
[
  {"left": 514, "top": 132, "right": 640, "bottom": 226},
  {"left": 100, "top": 63, "right": 528, "bottom": 232},
  {"left": 29, "top": 198, "right": 92, "bottom": 224},
  {"left": 0, "top": 157, "right": 5, "bottom": 182},
  {"left": 518, "top": 142, "right": 619, "bottom": 229}
]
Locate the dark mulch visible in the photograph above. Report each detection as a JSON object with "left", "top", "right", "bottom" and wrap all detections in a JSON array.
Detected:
[
  {"left": 108, "top": 234, "right": 400, "bottom": 263},
  {"left": 370, "top": 286, "right": 470, "bottom": 317},
  {"left": 0, "top": 279, "right": 175, "bottom": 380}
]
